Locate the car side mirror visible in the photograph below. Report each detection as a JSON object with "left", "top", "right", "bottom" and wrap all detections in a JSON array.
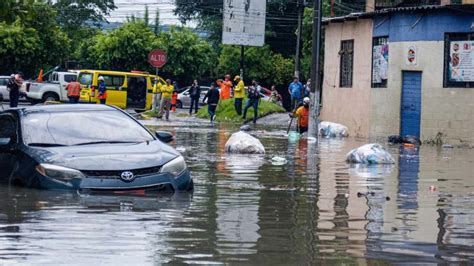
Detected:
[
  {"left": 155, "top": 131, "right": 174, "bottom": 143},
  {"left": 0, "top": 138, "right": 12, "bottom": 152}
]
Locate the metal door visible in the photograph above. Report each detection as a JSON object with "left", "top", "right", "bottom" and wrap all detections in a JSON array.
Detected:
[{"left": 400, "top": 71, "right": 422, "bottom": 138}]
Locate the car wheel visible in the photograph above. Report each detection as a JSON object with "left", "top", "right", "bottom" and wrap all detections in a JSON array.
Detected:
[
  {"left": 176, "top": 100, "right": 182, "bottom": 109},
  {"left": 42, "top": 92, "right": 59, "bottom": 102}
]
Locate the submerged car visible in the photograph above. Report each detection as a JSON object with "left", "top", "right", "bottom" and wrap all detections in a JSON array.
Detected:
[{"left": 0, "top": 104, "right": 193, "bottom": 192}]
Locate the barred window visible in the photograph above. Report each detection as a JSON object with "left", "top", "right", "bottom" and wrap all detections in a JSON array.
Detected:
[{"left": 339, "top": 40, "right": 354, "bottom": 88}]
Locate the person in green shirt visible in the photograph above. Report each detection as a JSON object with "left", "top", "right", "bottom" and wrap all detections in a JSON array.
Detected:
[{"left": 233, "top": 75, "right": 245, "bottom": 116}]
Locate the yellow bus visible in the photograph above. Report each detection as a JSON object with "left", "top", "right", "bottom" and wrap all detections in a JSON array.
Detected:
[{"left": 77, "top": 70, "right": 165, "bottom": 109}]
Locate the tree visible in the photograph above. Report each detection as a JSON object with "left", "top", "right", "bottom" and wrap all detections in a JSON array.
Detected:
[
  {"left": 0, "top": 21, "right": 40, "bottom": 76},
  {"left": 86, "top": 21, "right": 157, "bottom": 71},
  {"left": 217, "top": 45, "right": 294, "bottom": 86},
  {"left": 0, "top": 2, "right": 70, "bottom": 77},
  {"left": 174, "top": 0, "right": 300, "bottom": 56},
  {"left": 53, "top": 0, "right": 116, "bottom": 30},
  {"left": 144, "top": 5, "right": 149, "bottom": 27},
  {"left": 153, "top": 8, "right": 161, "bottom": 35},
  {"left": 155, "top": 27, "right": 216, "bottom": 83},
  {"left": 25, "top": 3, "right": 70, "bottom": 71}
]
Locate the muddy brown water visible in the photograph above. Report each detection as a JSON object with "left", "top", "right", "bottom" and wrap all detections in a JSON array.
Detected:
[{"left": 0, "top": 124, "right": 473, "bottom": 264}]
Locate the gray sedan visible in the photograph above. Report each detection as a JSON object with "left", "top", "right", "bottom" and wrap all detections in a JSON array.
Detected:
[{"left": 176, "top": 86, "right": 210, "bottom": 109}]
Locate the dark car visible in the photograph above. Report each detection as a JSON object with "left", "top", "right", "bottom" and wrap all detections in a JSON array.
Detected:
[{"left": 0, "top": 104, "right": 193, "bottom": 192}]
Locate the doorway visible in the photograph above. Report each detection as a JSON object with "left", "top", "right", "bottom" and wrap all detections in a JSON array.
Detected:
[
  {"left": 127, "top": 76, "right": 147, "bottom": 109},
  {"left": 400, "top": 71, "right": 422, "bottom": 138}
]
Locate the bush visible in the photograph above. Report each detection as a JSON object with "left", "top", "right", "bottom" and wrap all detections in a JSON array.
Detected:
[{"left": 196, "top": 98, "right": 286, "bottom": 122}]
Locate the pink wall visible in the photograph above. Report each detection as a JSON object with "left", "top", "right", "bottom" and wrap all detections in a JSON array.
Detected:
[{"left": 321, "top": 19, "right": 373, "bottom": 138}]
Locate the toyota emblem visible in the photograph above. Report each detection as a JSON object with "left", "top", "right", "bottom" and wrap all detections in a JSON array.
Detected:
[{"left": 120, "top": 171, "right": 135, "bottom": 182}]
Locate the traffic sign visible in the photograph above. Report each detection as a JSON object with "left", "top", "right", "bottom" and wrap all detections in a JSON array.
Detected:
[{"left": 148, "top": 49, "right": 167, "bottom": 68}]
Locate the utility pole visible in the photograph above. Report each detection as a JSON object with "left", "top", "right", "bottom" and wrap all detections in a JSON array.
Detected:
[
  {"left": 308, "top": 0, "right": 323, "bottom": 140},
  {"left": 294, "top": 0, "right": 304, "bottom": 79}
]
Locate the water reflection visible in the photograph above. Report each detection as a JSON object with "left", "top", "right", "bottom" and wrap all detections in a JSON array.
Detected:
[{"left": 0, "top": 126, "right": 473, "bottom": 264}]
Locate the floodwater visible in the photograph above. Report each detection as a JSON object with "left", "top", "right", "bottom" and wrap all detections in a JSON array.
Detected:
[{"left": 0, "top": 124, "right": 473, "bottom": 265}]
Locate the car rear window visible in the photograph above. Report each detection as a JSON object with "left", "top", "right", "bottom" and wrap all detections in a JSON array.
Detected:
[{"left": 64, "top": 74, "right": 77, "bottom": 83}]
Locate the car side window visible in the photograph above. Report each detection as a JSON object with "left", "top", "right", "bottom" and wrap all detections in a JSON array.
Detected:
[
  {"left": 0, "top": 78, "right": 7, "bottom": 86},
  {"left": 0, "top": 114, "right": 17, "bottom": 145},
  {"left": 102, "top": 75, "right": 125, "bottom": 89},
  {"left": 64, "top": 75, "right": 77, "bottom": 83}
]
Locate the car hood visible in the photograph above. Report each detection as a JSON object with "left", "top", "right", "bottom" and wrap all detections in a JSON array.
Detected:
[{"left": 26, "top": 141, "right": 180, "bottom": 171}]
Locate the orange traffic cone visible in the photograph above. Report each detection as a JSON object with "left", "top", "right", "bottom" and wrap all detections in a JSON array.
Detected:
[
  {"left": 37, "top": 69, "right": 44, "bottom": 82},
  {"left": 171, "top": 91, "right": 177, "bottom": 112}
]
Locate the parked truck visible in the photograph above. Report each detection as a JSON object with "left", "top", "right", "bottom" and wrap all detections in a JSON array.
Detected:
[{"left": 26, "top": 71, "right": 78, "bottom": 103}]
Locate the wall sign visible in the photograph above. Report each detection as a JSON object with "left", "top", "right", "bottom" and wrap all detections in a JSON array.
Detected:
[
  {"left": 406, "top": 45, "right": 417, "bottom": 65},
  {"left": 449, "top": 40, "right": 474, "bottom": 82}
]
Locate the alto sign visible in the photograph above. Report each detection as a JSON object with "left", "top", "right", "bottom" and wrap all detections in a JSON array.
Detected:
[{"left": 148, "top": 49, "right": 167, "bottom": 68}]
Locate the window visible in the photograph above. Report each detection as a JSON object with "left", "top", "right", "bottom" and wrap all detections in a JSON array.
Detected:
[
  {"left": 0, "top": 78, "right": 8, "bottom": 86},
  {"left": 64, "top": 74, "right": 77, "bottom": 83},
  {"left": 372, "top": 36, "right": 389, "bottom": 88},
  {"left": 340, "top": 40, "right": 354, "bottom": 88},
  {"left": 444, "top": 33, "right": 474, "bottom": 88},
  {"left": 102, "top": 75, "right": 125, "bottom": 88},
  {"left": 78, "top": 73, "right": 93, "bottom": 86}
]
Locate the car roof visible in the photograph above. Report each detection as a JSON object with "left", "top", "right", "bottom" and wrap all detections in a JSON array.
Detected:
[{"left": 17, "top": 104, "right": 118, "bottom": 114}]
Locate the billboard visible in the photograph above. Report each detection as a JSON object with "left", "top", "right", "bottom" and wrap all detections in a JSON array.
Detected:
[
  {"left": 449, "top": 40, "right": 474, "bottom": 82},
  {"left": 222, "top": 0, "right": 266, "bottom": 47}
]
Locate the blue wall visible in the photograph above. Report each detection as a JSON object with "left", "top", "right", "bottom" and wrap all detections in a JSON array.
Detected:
[{"left": 373, "top": 9, "right": 474, "bottom": 42}]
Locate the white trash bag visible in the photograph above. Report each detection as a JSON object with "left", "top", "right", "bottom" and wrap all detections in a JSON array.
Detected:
[
  {"left": 346, "top": 143, "right": 395, "bottom": 164},
  {"left": 319, "top": 121, "right": 349, "bottom": 138},
  {"left": 225, "top": 131, "right": 265, "bottom": 154}
]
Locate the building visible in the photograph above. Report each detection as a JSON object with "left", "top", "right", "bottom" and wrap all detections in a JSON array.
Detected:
[{"left": 321, "top": 1, "right": 474, "bottom": 144}]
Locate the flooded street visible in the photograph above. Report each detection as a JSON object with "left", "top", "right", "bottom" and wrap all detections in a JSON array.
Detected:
[{"left": 0, "top": 125, "right": 473, "bottom": 264}]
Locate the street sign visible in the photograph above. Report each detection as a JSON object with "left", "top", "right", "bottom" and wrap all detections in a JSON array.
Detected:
[
  {"left": 222, "top": 0, "right": 266, "bottom": 47},
  {"left": 148, "top": 49, "right": 167, "bottom": 68}
]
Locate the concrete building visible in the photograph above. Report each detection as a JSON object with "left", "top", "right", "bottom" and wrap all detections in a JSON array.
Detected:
[{"left": 321, "top": 3, "right": 474, "bottom": 144}]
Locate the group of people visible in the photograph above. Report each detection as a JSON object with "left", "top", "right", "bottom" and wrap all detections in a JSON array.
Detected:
[
  {"left": 200, "top": 74, "right": 264, "bottom": 126},
  {"left": 288, "top": 77, "right": 312, "bottom": 134},
  {"left": 151, "top": 78, "right": 175, "bottom": 120}
]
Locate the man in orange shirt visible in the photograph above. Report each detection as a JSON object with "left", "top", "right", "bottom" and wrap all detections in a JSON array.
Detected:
[
  {"left": 220, "top": 74, "right": 232, "bottom": 100},
  {"left": 293, "top": 97, "right": 310, "bottom": 134},
  {"left": 65, "top": 76, "right": 82, "bottom": 104}
]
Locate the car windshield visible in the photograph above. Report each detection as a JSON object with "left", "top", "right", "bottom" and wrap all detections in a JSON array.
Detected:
[
  {"left": 22, "top": 110, "right": 154, "bottom": 146},
  {"left": 78, "top": 73, "right": 93, "bottom": 86}
]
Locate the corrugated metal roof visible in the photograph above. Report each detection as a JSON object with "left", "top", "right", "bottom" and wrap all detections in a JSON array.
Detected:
[{"left": 322, "top": 4, "right": 472, "bottom": 24}]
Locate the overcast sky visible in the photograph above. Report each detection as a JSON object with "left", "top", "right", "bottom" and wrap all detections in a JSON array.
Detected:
[{"left": 107, "top": 0, "right": 185, "bottom": 25}]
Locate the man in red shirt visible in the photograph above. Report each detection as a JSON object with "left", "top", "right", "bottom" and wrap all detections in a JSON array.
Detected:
[{"left": 65, "top": 76, "right": 81, "bottom": 104}]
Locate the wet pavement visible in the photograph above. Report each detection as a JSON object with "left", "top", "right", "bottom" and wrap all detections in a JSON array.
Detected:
[{"left": 0, "top": 123, "right": 473, "bottom": 264}]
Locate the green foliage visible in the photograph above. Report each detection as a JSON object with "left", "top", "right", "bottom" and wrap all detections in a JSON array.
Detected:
[
  {"left": 0, "top": 21, "right": 39, "bottom": 75},
  {"left": 80, "top": 23, "right": 216, "bottom": 84},
  {"left": 0, "top": 2, "right": 69, "bottom": 77},
  {"left": 155, "top": 27, "right": 217, "bottom": 83},
  {"left": 86, "top": 21, "right": 157, "bottom": 71},
  {"left": 174, "top": 0, "right": 300, "bottom": 55},
  {"left": 53, "top": 0, "right": 116, "bottom": 29},
  {"left": 217, "top": 45, "right": 294, "bottom": 86},
  {"left": 196, "top": 98, "right": 286, "bottom": 122}
]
